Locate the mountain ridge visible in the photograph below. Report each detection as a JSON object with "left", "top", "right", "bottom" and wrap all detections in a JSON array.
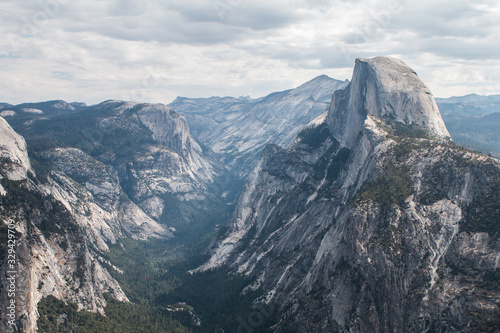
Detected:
[
  {"left": 1, "top": 59, "right": 499, "bottom": 332},
  {"left": 170, "top": 75, "right": 349, "bottom": 177},
  {"left": 0, "top": 99, "right": 224, "bottom": 332},
  {"left": 198, "top": 57, "right": 500, "bottom": 332}
]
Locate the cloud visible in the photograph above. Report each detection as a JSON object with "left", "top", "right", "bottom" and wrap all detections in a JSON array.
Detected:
[{"left": 0, "top": 0, "right": 499, "bottom": 105}]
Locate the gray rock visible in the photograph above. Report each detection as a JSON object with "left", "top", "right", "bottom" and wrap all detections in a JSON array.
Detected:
[
  {"left": 171, "top": 75, "right": 348, "bottom": 177},
  {"left": 200, "top": 57, "right": 500, "bottom": 332}
]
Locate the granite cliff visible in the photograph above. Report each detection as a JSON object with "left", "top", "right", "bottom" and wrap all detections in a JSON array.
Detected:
[{"left": 199, "top": 57, "right": 500, "bottom": 332}]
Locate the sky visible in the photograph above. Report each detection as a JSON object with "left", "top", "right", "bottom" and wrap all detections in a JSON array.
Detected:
[{"left": 1, "top": 0, "right": 500, "bottom": 105}]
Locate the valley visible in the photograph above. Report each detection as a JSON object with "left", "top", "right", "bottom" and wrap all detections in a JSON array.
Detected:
[{"left": 0, "top": 57, "right": 499, "bottom": 333}]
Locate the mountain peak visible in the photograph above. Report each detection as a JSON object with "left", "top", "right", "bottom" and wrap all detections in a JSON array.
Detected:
[{"left": 327, "top": 56, "right": 450, "bottom": 147}]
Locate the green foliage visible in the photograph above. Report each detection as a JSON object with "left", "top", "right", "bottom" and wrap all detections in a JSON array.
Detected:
[
  {"left": 419, "top": 162, "right": 451, "bottom": 205},
  {"left": 376, "top": 222, "right": 402, "bottom": 253},
  {"left": 390, "top": 122, "right": 431, "bottom": 139},
  {"left": 357, "top": 161, "right": 414, "bottom": 208},
  {"left": 479, "top": 320, "right": 500, "bottom": 333},
  {"left": 297, "top": 123, "right": 335, "bottom": 149},
  {"left": 7, "top": 104, "right": 155, "bottom": 165},
  {"left": 99, "top": 235, "right": 276, "bottom": 332},
  {"left": 326, "top": 147, "right": 351, "bottom": 181},
  {"left": 158, "top": 192, "right": 231, "bottom": 237},
  {"left": 103, "top": 238, "right": 187, "bottom": 305},
  {"left": 443, "top": 112, "right": 500, "bottom": 159},
  {"left": 391, "top": 139, "right": 421, "bottom": 162},
  {"left": 37, "top": 295, "right": 189, "bottom": 333},
  {"left": 478, "top": 269, "right": 500, "bottom": 290},
  {"left": 155, "top": 268, "right": 273, "bottom": 332},
  {"left": 0, "top": 156, "right": 13, "bottom": 173},
  {"left": 0, "top": 220, "right": 16, "bottom": 259},
  {"left": 310, "top": 143, "right": 347, "bottom": 183},
  {"left": 461, "top": 179, "right": 500, "bottom": 238},
  {"left": 381, "top": 117, "right": 432, "bottom": 139},
  {"left": 0, "top": 179, "right": 78, "bottom": 236}
]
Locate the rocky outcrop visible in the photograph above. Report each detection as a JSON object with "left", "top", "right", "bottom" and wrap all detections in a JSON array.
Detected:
[
  {"left": 0, "top": 101, "right": 219, "bottom": 332},
  {"left": 41, "top": 147, "right": 171, "bottom": 250},
  {"left": 0, "top": 119, "right": 139, "bottom": 333},
  {"left": 170, "top": 75, "right": 348, "bottom": 177},
  {"left": 6, "top": 100, "right": 225, "bottom": 228},
  {"left": 199, "top": 57, "right": 500, "bottom": 332},
  {"left": 326, "top": 57, "right": 450, "bottom": 148},
  {"left": 0, "top": 117, "right": 32, "bottom": 181}
]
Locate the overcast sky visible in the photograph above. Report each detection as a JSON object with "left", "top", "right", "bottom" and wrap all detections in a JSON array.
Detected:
[{"left": 1, "top": 0, "right": 499, "bottom": 105}]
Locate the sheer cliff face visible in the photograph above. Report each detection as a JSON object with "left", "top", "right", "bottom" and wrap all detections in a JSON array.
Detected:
[
  {"left": 0, "top": 99, "right": 223, "bottom": 332},
  {"left": 89, "top": 101, "right": 218, "bottom": 201},
  {"left": 327, "top": 57, "right": 450, "bottom": 149},
  {"left": 200, "top": 57, "right": 500, "bottom": 332},
  {"left": 0, "top": 118, "right": 142, "bottom": 333},
  {"left": 0, "top": 102, "right": 218, "bottom": 332},
  {"left": 0, "top": 117, "right": 32, "bottom": 181},
  {"left": 6, "top": 100, "right": 222, "bottom": 226}
]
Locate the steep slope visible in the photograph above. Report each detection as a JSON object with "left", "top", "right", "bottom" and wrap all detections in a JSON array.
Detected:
[
  {"left": 0, "top": 100, "right": 222, "bottom": 332},
  {"left": 170, "top": 75, "right": 348, "bottom": 176},
  {"left": 7, "top": 101, "right": 225, "bottom": 230},
  {"left": 0, "top": 119, "right": 131, "bottom": 333},
  {"left": 0, "top": 117, "right": 32, "bottom": 181},
  {"left": 199, "top": 57, "right": 500, "bottom": 332}
]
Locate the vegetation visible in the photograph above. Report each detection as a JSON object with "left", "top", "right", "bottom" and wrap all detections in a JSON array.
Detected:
[
  {"left": 33, "top": 190, "right": 273, "bottom": 333},
  {"left": 0, "top": 218, "right": 21, "bottom": 259},
  {"left": 6, "top": 99, "right": 497, "bottom": 333},
  {"left": 37, "top": 295, "right": 190, "bottom": 333},
  {"left": 103, "top": 231, "right": 275, "bottom": 332},
  {"left": 478, "top": 269, "right": 500, "bottom": 290},
  {"left": 4, "top": 105, "right": 270, "bottom": 332},
  {"left": 36, "top": 232, "right": 276, "bottom": 332},
  {"left": 357, "top": 161, "right": 413, "bottom": 208},
  {"left": 0, "top": 178, "right": 79, "bottom": 237},
  {"left": 310, "top": 142, "right": 346, "bottom": 183},
  {"left": 326, "top": 147, "right": 351, "bottom": 181},
  {"left": 461, "top": 178, "right": 500, "bottom": 238},
  {"left": 155, "top": 268, "right": 273, "bottom": 332},
  {"left": 380, "top": 116, "right": 433, "bottom": 139},
  {"left": 418, "top": 162, "right": 451, "bottom": 205},
  {"left": 297, "top": 123, "right": 335, "bottom": 149},
  {"left": 7, "top": 103, "right": 155, "bottom": 166}
]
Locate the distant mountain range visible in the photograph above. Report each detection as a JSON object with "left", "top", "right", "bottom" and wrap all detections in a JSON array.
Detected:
[
  {"left": 169, "top": 75, "right": 349, "bottom": 177},
  {"left": 0, "top": 63, "right": 499, "bottom": 332},
  {"left": 435, "top": 94, "right": 500, "bottom": 157},
  {"left": 1, "top": 81, "right": 498, "bottom": 162},
  {"left": 198, "top": 57, "right": 500, "bottom": 332}
]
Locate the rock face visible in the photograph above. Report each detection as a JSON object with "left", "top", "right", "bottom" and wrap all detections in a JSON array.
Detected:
[
  {"left": 0, "top": 118, "right": 130, "bottom": 333},
  {"left": 0, "top": 117, "right": 32, "bottom": 181},
  {"left": 6, "top": 101, "right": 223, "bottom": 226},
  {"left": 199, "top": 57, "right": 500, "bottom": 332},
  {"left": 0, "top": 101, "right": 218, "bottom": 332},
  {"left": 327, "top": 57, "right": 450, "bottom": 148},
  {"left": 170, "top": 75, "right": 348, "bottom": 177}
]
